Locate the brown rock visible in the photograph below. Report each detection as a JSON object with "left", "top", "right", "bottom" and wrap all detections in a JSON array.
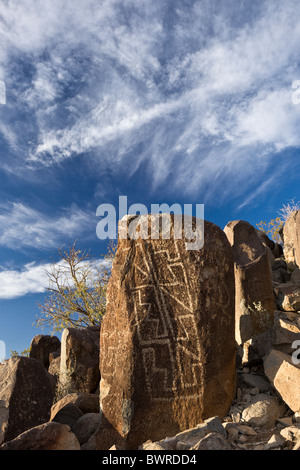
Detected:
[
  {"left": 283, "top": 210, "right": 300, "bottom": 269},
  {"left": 50, "top": 403, "right": 83, "bottom": 429},
  {"left": 51, "top": 393, "right": 99, "bottom": 418},
  {"left": 0, "top": 422, "right": 80, "bottom": 450},
  {"left": 60, "top": 325, "right": 100, "bottom": 394},
  {"left": 224, "top": 220, "right": 275, "bottom": 344},
  {"left": 0, "top": 357, "right": 54, "bottom": 444},
  {"left": 241, "top": 393, "right": 283, "bottom": 428},
  {"left": 29, "top": 334, "right": 61, "bottom": 369},
  {"left": 48, "top": 355, "right": 61, "bottom": 378},
  {"left": 264, "top": 349, "right": 300, "bottom": 412},
  {"left": 275, "top": 283, "right": 300, "bottom": 312},
  {"left": 72, "top": 413, "right": 100, "bottom": 445},
  {"left": 96, "top": 214, "right": 236, "bottom": 449}
]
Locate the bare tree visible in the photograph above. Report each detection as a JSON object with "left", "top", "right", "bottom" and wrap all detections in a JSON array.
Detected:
[{"left": 35, "top": 241, "right": 116, "bottom": 332}]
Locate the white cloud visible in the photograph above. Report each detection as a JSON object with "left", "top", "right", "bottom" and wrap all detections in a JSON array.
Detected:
[
  {"left": 0, "top": 257, "right": 107, "bottom": 299},
  {"left": 0, "top": 262, "right": 50, "bottom": 299},
  {"left": 0, "top": 202, "right": 94, "bottom": 250},
  {"left": 1, "top": 0, "right": 300, "bottom": 205}
]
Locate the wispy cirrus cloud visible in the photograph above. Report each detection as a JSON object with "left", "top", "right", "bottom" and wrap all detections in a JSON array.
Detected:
[
  {"left": 1, "top": 0, "right": 300, "bottom": 206},
  {"left": 0, "top": 202, "right": 94, "bottom": 250}
]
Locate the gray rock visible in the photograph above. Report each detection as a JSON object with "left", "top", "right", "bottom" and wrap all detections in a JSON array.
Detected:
[
  {"left": 241, "top": 373, "right": 271, "bottom": 393},
  {"left": 191, "top": 432, "right": 233, "bottom": 450},
  {"left": 51, "top": 403, "right": 83, "bottom": 429},
  {"left": 241, "top": 393, "right": 283, "bottom": 428}
]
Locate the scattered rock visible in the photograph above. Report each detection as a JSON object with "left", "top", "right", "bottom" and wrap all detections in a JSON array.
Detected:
[
  {"left": 60, "top": 325, "right": 100, "bottom": 395},
  {"left": 72, "top": 413, "right": 100, "bottom": 445},
  {"left": 241, "top": 393, "right": 283, "bottom": 428},
  {"left": 51, "top": 393, "right": 99, "bottom": 417},
  {"left": 191, "top": 432, "right": 233, "bottom": 450},
  {"left": 0, "top": 422, "right": 80, "bottom": 450},
  {"left": 50, "top": 403, "right": 83, "bottom": 429}
]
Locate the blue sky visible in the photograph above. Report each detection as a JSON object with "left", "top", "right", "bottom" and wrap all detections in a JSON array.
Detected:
[{"left": 0, "top": 0, "right": 300, "bottom": 356}]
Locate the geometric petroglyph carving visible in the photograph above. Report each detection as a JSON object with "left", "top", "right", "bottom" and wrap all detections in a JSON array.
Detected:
[{"left": 131, "top": 241, "right": 203, "bottom": 402}]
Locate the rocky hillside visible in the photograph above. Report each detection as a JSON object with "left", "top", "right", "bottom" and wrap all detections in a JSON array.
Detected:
[{"left": 1, "top": 211, "right": 300, "bottom": 451}]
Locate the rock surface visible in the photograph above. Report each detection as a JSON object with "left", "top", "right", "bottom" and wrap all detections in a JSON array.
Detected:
[
  {"left": 0, "top": 422, "right": 80, "bottom": 450},
  {"left": 224, "top": 220, "right": 275, "bottom": 344},
  {"left": 60, "top": 325, "right": 100, "bottom": 394},
  {"left": 0, "top": 357, "right": 54, "bottom": 444},
  {"left": 96, "top": 214, "right": 236, "bottom": 449},
  {"left": 29, "top": 334, "right": 61, "bottom": 370},
  {"left": 283, "top": 210, "right": 300, "bottom": 269}
]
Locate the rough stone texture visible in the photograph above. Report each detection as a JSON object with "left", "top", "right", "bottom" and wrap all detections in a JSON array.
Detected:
[
  {"left": 51, "top": 393, "right": 99, "bottom": 417},
  {"left": 275, "top": 283, "right": 300, "bottom": 312},
  {"left": 264, "top": 349, "right": 300, "bottom": 412},
  {"left": 48, "top": 355, "right": 61, "bottom": 378},
  {"left": 60, "top": 325, "right": 100, "bottom": 394},
  {"left": 0, "top": 422, "right": 80, "bottom": 450},
  {"left": 241, "top": 374, "right": 271, "bottom": 393},
  {"left": 283, "top": 210, "right": 300, "bottom": 269},
  {"left": 241, "top": 393, "right": 283, "bottom": 428},
  {"left": 241, "top": 310, "right": 300, "bottom": 364},
  {"left": 96, "top": 214, "right": 236, "bottom": 450},
  {"left": 29, "top": 334, "right": 61, "bottom": 369},
  {"left": 72, "top": 413, "right": 100, "bottom": 445},
  {"left": 224, "top": 220, "right": 275, "bottom": 344},
  {"left": 190, "top": 432, "right": 233, "bottom": 450},
  {"left": 291, "top": 268, "right": 300, "bottom": 284},
  {"left": 0, "top": 357, "right": 54, "bottom": 444},
  {"left": 50, "top": 403, "right": 83, "bottom": 429}
]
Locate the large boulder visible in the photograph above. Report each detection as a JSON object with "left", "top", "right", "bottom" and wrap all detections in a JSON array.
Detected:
[
  {"left": 0, "top": 422, "right": 80, "bottom": 450},
  {"left": 51, "top": 393, "right": 99, "bottom": 416},
  {"left": 283, "top": 210, "right": 300, "bottom": 269},
  {"left": 59, "top": 325, "right": 100, "bottom": 394},
  {"left": 0, "top": 357, "right": 54, "bottom": 444},
  {"left": 29, "top": 334, "right": 61, "bottom": 370},
  {"left": 96, "top": 214, "right": 236, "bottom": 449},
  {"left": 224, "top": 220, "right": 275, "bottom": 344}
]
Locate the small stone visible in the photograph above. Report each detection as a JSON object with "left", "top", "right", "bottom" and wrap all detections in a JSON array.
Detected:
[
  {"left": 264, "top": 433, "right": 285, "bottom": 450},
  {"left": 293, "top": 412, "right": 300, "bottom": 424},
  {"left": 243, "top": 393, "right": 252, "bottom": 403},
  {"left": 238, "top": 434, "right": 248, "bottom": 443},
  {"left": 250, "top": 387, "right": 259, "bottom": 395},
  {"left": 176, "top": 440, "right": 190, "bottom": 450},
  {"left": 236, "top": 425, "right": 257, "bottom": 436}
]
